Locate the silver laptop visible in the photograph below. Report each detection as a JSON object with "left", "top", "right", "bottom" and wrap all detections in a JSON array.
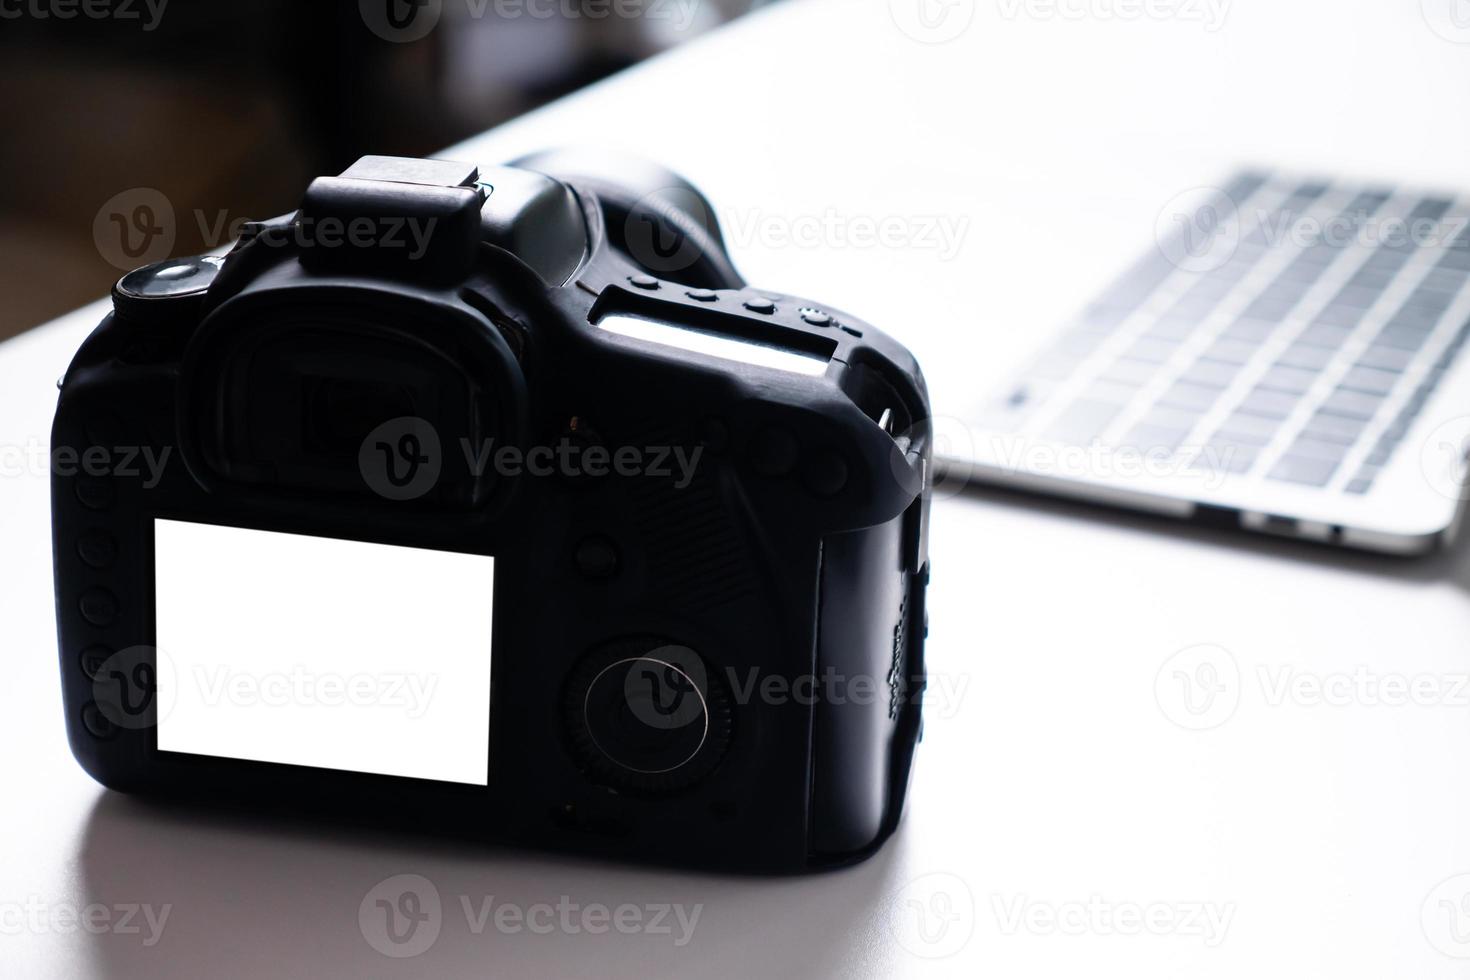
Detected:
[{"left": 946, "top": 172, "right": 1470, "bottom": 554}]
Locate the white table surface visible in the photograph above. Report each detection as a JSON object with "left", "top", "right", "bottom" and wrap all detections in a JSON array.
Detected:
[{"left": 6, "top": 0, "right": 1470, "bottom": 976}]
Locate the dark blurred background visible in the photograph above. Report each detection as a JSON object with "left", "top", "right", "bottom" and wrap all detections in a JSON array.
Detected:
[{"left": 0, "top": 0, "right": 768, "bottom": 340}]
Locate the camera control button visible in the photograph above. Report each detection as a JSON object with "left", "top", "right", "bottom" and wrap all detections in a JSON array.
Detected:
[
  {"left": 81, "top": 701, "right": 117, "bottom": 739},
  {"left": 802, "top": 450, "right": 848, "bottom": 497},
  {"left": 76, "top": 530, "right": 119, "bottom": 569},
  {"left": 563, "top": 640, "right": 732, "bottom": 794},
  {"left": 743, "top": 298, "right": 776, "bottom": 315},
  {"left": 575, "top": 535, "right": 619, "bottom": 579},
  {"left": 113, "top": 255, "right": 224, "bottom": 325},
  {"left": 74, "top": 477, "right": 114, "bottom": 511},
  {"left": 80, "top": 645, "right": 113, "bottom": 680},
  {"left": 628, "top": 274, "right": 660, "bottom": 290},
  {"left": 800, "top": 310, "right": 832, "bottom": 327},
  {"left": 79, "top": 588, "right": 119, "bottom": 628},
  {"left": 686, "top": 289, "right": 718, "bottom": 302},
  {"left": 116, "top": 255, "right": 223, "bottom": 301},
  {"left": 750, "top": 426, "right": 798, "bottom": 477}
]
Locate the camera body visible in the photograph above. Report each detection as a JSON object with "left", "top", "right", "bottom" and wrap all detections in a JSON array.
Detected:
[{"left": 52, "top": 153, "right": 932, "bottom": 871}]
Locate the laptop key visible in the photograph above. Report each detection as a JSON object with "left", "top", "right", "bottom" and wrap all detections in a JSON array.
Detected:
[
  {"left": 1376, "top": 324, "right": 1434, "bottom": 350},
  {"left": 1197, "top": 441, "right": 1259, "bottom": 475},
  {"left": 1339, "top": 365, "right": 1399, "bottom": 395},
  {"left": 1311, "top": 305, "right": 1367, "bottom": 329},
  {"left": 1043, "top": 399, "right": 1121, "bottom": 445},
  {"left": 1244, "top": 295, "right": 1299, "bottom": 320},
  {"left": 1099, "top": 358, "right": 1158, "bottom": 386},
  {"left": 1200, "top": 337, "right": 1259, "bottom": 365},
  {"left": 1284, "top": 435, "right": 1350, "bottom": 463},
  {"left": 1300, "top": 410, "right": 1367, "bottom": 445},
  {"left": 1348, "top": 266, "right": 1395, "bottom": 290},
  {"left": 1357, "top": 345, "right": 1416, "bottom": 371},
  {"left": 1258, "top": 364, "right": 1318, "bottom": 394},
  {"left": 1300, "top": 322, "right": 1355, "bottom": 347},
  {"left": 1319, "top": 387, "right": 1384, "bottom": 420},
  {"left": 1218, "top": 410, "right": 1280, "bottom": 443},
  {"left": 1222, "top": 317, "right": 1278, "bottom": 342},
  {"left": 1120, "top": 422, "right": 1190, "bottom": 455},
  {"left": 1267, "top": 454, "right": 1342, "bottom": 486},
  {"left": 1121, "top": 336, "right": 1179, "bottom": 364},
  {"left": 1365, "top": 439, "right": 1397, "bottom": 466},
  {"left": 1278, "top": 343, "right": 1335, "bottom": 370},
  {"left": 1157, "top": 381, "right": 1220, "bottom": 412},
  {"left": 1143, "top": 316, "right": 1198, "bottom": 341},
  {"left": 1237, "top": 387, "right": 1299, "bottom": 419},
  {"left": 1178, "top": 359, "right": 1239, "bottom": 388}
]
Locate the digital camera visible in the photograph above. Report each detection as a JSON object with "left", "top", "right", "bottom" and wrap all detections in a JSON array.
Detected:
[{"left": 52, "top": 151, "right": 932, "bottom": 871}]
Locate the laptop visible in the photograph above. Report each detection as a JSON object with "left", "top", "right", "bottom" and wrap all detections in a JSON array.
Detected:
[{"left": 947, "top": 171, "right": 1470, "bottom": 554}]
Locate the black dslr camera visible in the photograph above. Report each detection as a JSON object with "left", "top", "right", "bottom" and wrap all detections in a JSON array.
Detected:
[{"left": 52, "top": 152, "right": 932, "bottom": 871}]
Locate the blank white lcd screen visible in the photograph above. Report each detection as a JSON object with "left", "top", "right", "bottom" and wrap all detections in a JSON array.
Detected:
[{"left": 154, "top": 519, "right": 493, "bottom": 785}]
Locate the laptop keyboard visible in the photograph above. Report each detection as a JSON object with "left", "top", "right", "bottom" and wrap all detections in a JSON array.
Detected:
[{"left": 985, "top": 172, "right": 1470, "bottom": 494}]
